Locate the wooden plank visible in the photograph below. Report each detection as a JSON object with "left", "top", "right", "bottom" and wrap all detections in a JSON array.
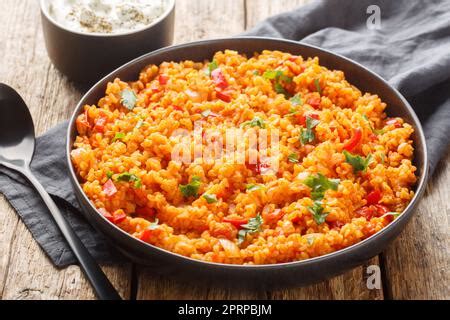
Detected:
[
  {"left": 245, "top": 0, "right": 312, "bottom": 29},
  {"left": 173, "top": 0, "right": 246, "bottom": 44},
  {"left": 381, "top": 150, "right": 450, "bottom": 300},
  {"left": 0, "top": 0, "right": 132, "bottom": 299}
]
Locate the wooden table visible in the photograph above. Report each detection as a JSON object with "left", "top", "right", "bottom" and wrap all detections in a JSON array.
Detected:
[{"left": 0, "top": 0, "right": 448, "bottom": 300}]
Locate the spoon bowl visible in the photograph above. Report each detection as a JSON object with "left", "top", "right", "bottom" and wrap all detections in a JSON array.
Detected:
[{"left": 0, "top": 84, "right": 35, "bottom": 166}]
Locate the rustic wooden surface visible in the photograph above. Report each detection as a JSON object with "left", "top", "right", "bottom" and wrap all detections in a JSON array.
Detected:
[{"left": 0, "top": 0, "right": 448, "bottom": 300}]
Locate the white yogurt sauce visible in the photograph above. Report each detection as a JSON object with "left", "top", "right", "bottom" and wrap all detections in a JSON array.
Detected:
[{"left": 47, "top": 0, "right": 170, "bottom": 34}]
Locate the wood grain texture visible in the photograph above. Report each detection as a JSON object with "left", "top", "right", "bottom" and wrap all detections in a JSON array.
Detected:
[
  {"left": 0, "top": 0, "right": 448, "bottom": 300},
  {"left": 381, "top": 150, "right": 450, "bottom": 300},
  {"left": 245, "top": 0, "right": 312, "bottom": 29},
  {"left": 0, "top": 0, "right": 132, "bottom": 300}
]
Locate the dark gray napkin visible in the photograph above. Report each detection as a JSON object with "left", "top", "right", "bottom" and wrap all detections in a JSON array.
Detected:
[{"left": 1, "top": 0, "right": 449, "bottom": 267}]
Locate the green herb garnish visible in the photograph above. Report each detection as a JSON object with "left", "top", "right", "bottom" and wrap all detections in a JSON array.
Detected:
[
  {"left": 242, "top": 116, "right": 266, "bottom": 129},
  {"left": 237, "top": 214, "right": 263, "bottom": 245},
  {"left": 120, "top": 89, "right": 137, "bottom": 110},
  {"left": 314, "top": 79, "right": 322, "bottom": 95},
  {"left": 202, "top": 193, "right": 218, "bottom": 204},
  {"left": 288, "top": 153, "right": 299, "bottom": 163},
  {"left": 112, "top": 132, "right": 126, "bottom": 142},
  {"left": 299, "top": 116, "right": 320, "bottom": 145},
  {"left": 263, "top": 70, "right": 292, "bottom": 95},
  {"left": 106, "top": 171, "right": 113, "bottom": 179},
  {"left": 290, "top": 94, "right": 302, "bottom": 106},
  {"left": 307, "top": 201, "right": 328, "bottom": 225},
  {"left": 303, "top": 173, "right": 340, "bottom": 200},
  {"left": 179, "top": 176, "right": 202, "bottom": 198},
  {"left": 245, "top": 184, "right": 265, "bottom": 192},
  {"left": 343, "top": 151, "right": 373, "bottom": 173},
  {"left": 205, "top": 60, "right": 218, "bottom": 76},
  {"left": 381, "top": 212, "right": 401, "bottom": 219},
  {"left": 116, "top": 172, "right": 142, "bottom": 188}
]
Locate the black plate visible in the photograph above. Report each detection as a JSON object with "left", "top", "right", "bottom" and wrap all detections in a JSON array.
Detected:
[{"left": 66, "top": 37, "right": 428, "bottom": 289}]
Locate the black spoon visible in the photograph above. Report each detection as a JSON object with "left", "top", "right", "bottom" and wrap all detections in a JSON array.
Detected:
[{"left": 0, "top": 83, "right": 121, "bottom": 300}]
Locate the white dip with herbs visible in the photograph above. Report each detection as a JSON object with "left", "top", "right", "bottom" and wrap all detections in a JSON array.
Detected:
[{"left": 47, "top": 0, "right": 169, "bottom": 34}]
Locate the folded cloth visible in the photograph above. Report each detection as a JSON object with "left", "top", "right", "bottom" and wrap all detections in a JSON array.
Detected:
[{"left": 1, "top": 0, "right": 449, "bottom": 267}]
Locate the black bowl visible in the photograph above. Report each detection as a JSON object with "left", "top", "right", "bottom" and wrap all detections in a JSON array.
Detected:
[
  {"left": 66, "top": 37, "right": 428, "bottom": 289},
  {"left": 40, "top": 0, "right": 175, "bottom": 84}
]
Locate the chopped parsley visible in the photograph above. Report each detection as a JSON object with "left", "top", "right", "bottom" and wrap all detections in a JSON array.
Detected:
[
  {"left": 120, "top": 89, "right": 137, "bottom": 110},
  {"left": 116, "top": 172, "right": 142, "bottom": 188},
  {"left": 303, "top": 173, "right": 340, "bottom": 200},
  {"left": 288, "top": 153, "right": 299, "bottom": 163},
  {"left": 106, "top": 171, "right": 113, "bottom": 179},
  {"left": 237, "top": 214, "right": 263, "bottom": 245},
  {"left": 307, "top": 201, "right": 328, "bottom": 225},
  {"left": 343, "top": 151, "right": 373, "bottom": 173},
  {"left": 205, "top": 60, "right": 218, "bottom": 76},
  {"left": 290, "top": 94, "right": 303, "bottom": 106},
  {"left": 202, "top": 193, "right": 218, "bottom": 204},
  {"left": 314, "top": 78, "right": 322, "bottom": 95},
  {"left": 299, "top": 115, "right": 320, "bottom": 145},
  {"left": 246, "top": 184, "right": 265, "bottom": 192},
  {"left": 242, "top": 116, "right": 266, "bottom": 129},
  {"left": 179, "top": 176, "right": 202, "bottom": 198},
  {"left": 381, "top": 212, "right": 401, "bottom": 219},
  {"left": 263, "top": 70, "right": 292, "bottom": 95},
  {"left": 112, "top": 132, "right": 126, "bottom": 142}
]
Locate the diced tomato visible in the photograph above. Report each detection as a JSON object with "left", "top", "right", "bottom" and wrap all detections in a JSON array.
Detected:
[
  {"left": 386, "top": 118, "right": 402, "bottom": 128},
  {"left": 215, "top": 89, "right": 232, "bottom": 102},
  {"left": 140, "top": 229, "right": 153, "bottom": 242},
  {"left": 356, "top": 206, "right": 377, "bottom": 220},
  {"left": 366, "top": 190, "right": 382, "bottom": 205},
  {"left": 307, "top": 96, "right": 321, "bottom": 109},
  {"left": 135, "top": 206, "right": 156, "bottom": 218},
  {"left": 93, "top": 116, "right": 107, "bottom": 133},
  {"left": 328, "top": 220, "right": 345, "bottom": 229},
  {"left": 374, "top": 204, "right": 389, "bottom": 215},
  {"left": 103, "top": 179, "right": 117, "bottom": 197},
  {"left": 288, "top": 55, "right": 299, "bottom": 62},
  {"left": 246, "top": 161, "right": 270, "bottom": 175},
  {"left": 295, "top": 113, "right": 319, "bottom": 126},
  {"left": 112, "top": 209, "right": 127, "bottom": 224},
  {"left": 211, "top": 68, "right": 228, "bottom": 89},
  {"left": 262, "top": 209, "right": 284, "bottom": 222},
  {"left": 172, "top": 105, "right": 183, "bottom": 111},
  {"left": 223, "top": 217, "right": 248, "bottom": 229},
  {"left": 98, "top": 208, "right": 114, "bottom": 222},
  {"left": 343, "top": 128, "right": 362, "bottom": 151},
  {"left": 369, "top": 133, "right": 378, "bottom": 141},
  {"left": 356, "top": 204, "right": 389, "bottom": 220},
  {"left": 295, "top": 114, "right": 306, "bottom": 126},
  {"left": 158, "top": 74, "right": 169, "bottom": 85}
]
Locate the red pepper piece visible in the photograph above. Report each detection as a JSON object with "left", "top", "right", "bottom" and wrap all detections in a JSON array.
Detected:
[
  {"left": 211, "top": 68, "right": 228, "bottom": 89},
  {"left": 223, "top": 217, "right": 248, "bottom": 228},
  {"left": 343, "top": 128, "right": 362, "bottom": 151},
  {"left": 102, "top": 179, "right": 117, "bottom": 197},
  {"left": 366, "top": 190, "right": 382, "bottom": 205}
]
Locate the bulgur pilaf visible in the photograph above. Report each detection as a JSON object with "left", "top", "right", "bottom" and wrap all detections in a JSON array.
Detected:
[{"left": 71, "top": 50, "right": 417, "bottom": 264}]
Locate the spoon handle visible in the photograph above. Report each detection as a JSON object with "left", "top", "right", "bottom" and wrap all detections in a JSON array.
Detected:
[{"left": 19, "top": 165, "right": 122, "bottom": 300}]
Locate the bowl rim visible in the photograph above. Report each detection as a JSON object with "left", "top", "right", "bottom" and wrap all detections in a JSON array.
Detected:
[
  {"left": 66, "top": 36, "right": 429, "bottom": 270},
  {"left": 39, "top": 0, "right": 175, "bottom": 37}
]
